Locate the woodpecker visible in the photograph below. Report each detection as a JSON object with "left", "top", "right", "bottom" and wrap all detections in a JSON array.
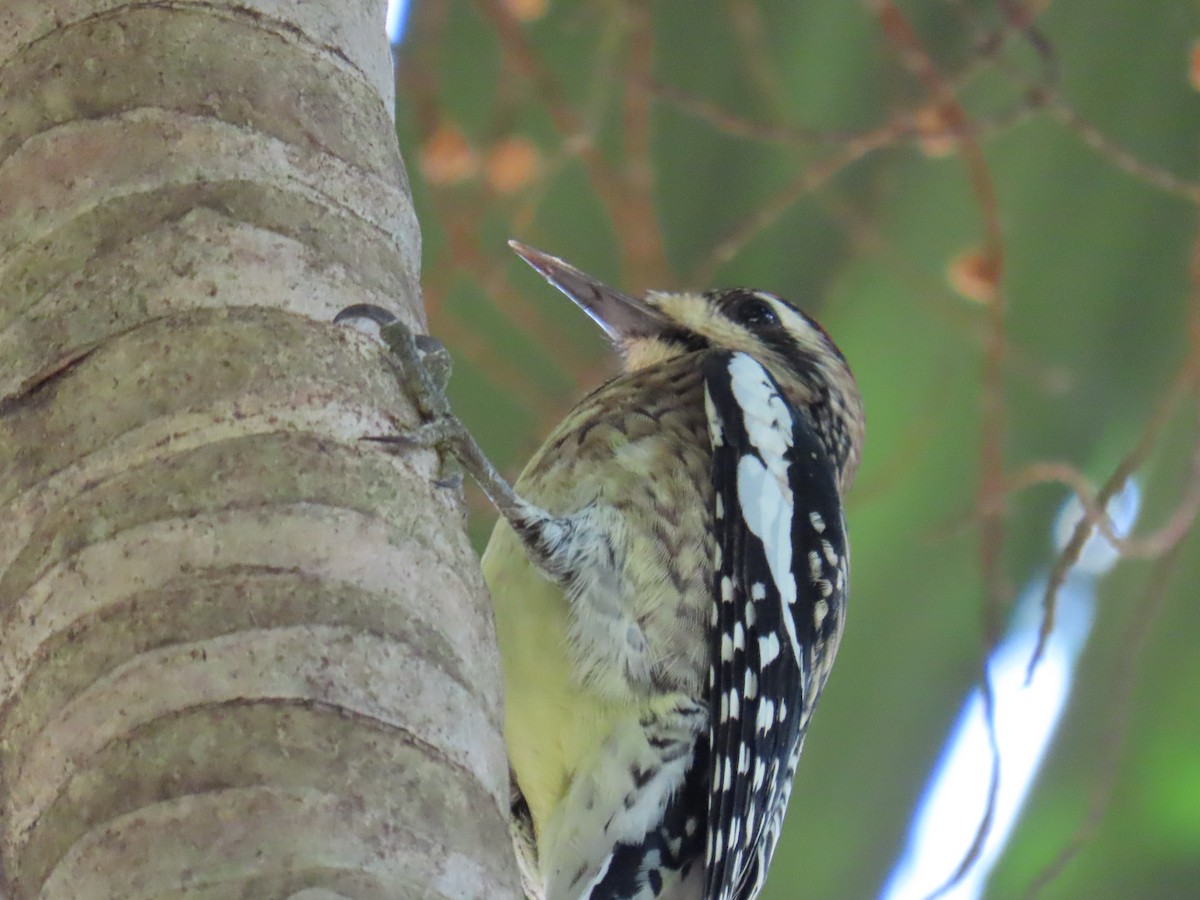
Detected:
[{"left": 342, "top": 243, "right": 864, "bottom": 900}]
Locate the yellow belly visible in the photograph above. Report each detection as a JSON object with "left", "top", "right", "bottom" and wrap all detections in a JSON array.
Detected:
[{"left": 480, "top": 521, "right": 627, "bottom": 838}]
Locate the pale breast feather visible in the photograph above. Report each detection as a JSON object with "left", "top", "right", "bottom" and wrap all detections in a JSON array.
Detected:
[{"left": 700, "top": 351, "right": 848, "bottom": 900}]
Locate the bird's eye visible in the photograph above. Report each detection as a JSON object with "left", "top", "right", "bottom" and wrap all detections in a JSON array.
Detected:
[{"left": 733, "top": 295, "right": 779, "bottom": 329}]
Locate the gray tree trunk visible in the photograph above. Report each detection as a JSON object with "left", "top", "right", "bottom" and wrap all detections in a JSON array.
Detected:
[{"left": 0, "top": 1, "right": 517, "bottom": 897}]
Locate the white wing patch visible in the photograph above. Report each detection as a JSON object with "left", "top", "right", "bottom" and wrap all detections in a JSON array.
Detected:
[
  {"left": 727, "top": 354, "right": 803, "bottom": 668},
  {"left": 701, "top": 348, "right": 851, "bottom": 900},
  {"left": 728, "top": 355, "right": 794, "bottom": 480}
]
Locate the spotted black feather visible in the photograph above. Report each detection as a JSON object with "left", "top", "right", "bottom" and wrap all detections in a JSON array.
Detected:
[
  {"left": 584, "top": 748, "right": 708, "bottom": 899},
  {"left": 701, "top": 351, "right": 848, "bottom": 900}
]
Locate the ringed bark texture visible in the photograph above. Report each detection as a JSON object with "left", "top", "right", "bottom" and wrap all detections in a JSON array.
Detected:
[{"left": 0, "top": 2, "right": 516, "bottom": 897}]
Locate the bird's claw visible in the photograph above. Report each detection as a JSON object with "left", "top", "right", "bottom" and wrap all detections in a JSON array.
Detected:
[{"left": 337, "top": 304, "right": 463, "bottom": 485}]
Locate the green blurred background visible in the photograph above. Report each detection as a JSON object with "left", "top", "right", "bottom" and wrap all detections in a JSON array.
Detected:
[{"left": 393, "top": 1, "right": 1200, "bottom": 897}]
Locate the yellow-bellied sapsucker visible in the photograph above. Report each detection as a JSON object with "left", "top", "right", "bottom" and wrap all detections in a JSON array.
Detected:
[{"left": 341, "top": 243, "right": 864, "bottom": 900}]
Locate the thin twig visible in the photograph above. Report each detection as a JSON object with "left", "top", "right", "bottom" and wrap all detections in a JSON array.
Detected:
[
  {"left": 689, "top": 126, "right": 900, "bottom": 285},
  {"left": 867, "top": 4, "right": 1010, "bottom": 891},
  {"left": 1047, "top": 99, "right": 1200, "bottom": 203},
  {"left": 1021, "top": 541, "right": 1187, "bottom": 898},
  {"left": 1028, "top": 210, "right": 1200, "bottom": 677}
]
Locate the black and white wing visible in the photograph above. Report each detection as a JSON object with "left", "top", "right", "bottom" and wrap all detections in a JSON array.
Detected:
[{"left": 701, "top": 350, "right": 849, "bottom": 900}]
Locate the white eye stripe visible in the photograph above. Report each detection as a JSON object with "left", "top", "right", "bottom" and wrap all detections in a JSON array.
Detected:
[
  {"left": 742, "top": 293, "right": 836, "bottom": 365},
  {"left": 767, "top": 300, "right": 828, "bottom": 352}
]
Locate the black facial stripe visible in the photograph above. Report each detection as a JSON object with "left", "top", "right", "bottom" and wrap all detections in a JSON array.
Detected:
[
  {"left": 714, "top": 289, "right": 768, "bottom": 316},
  {"left": 761, "top": 329, "right": 808, "bottom": 364},
  {"left": 658, "top": 327, "right": 709, "bottom": 353},
  {"left": 719, "top": 288, "right": 849, "bottom": 368}
]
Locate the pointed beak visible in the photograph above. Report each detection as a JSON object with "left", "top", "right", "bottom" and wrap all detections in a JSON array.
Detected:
[{"left": 508, "top": 240, "right": 666, "bottom": 342}]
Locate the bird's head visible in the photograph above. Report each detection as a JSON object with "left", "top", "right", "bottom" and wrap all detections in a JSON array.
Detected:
[{"left": 510, "top": 241, "right": 865, "bottom": 492}]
